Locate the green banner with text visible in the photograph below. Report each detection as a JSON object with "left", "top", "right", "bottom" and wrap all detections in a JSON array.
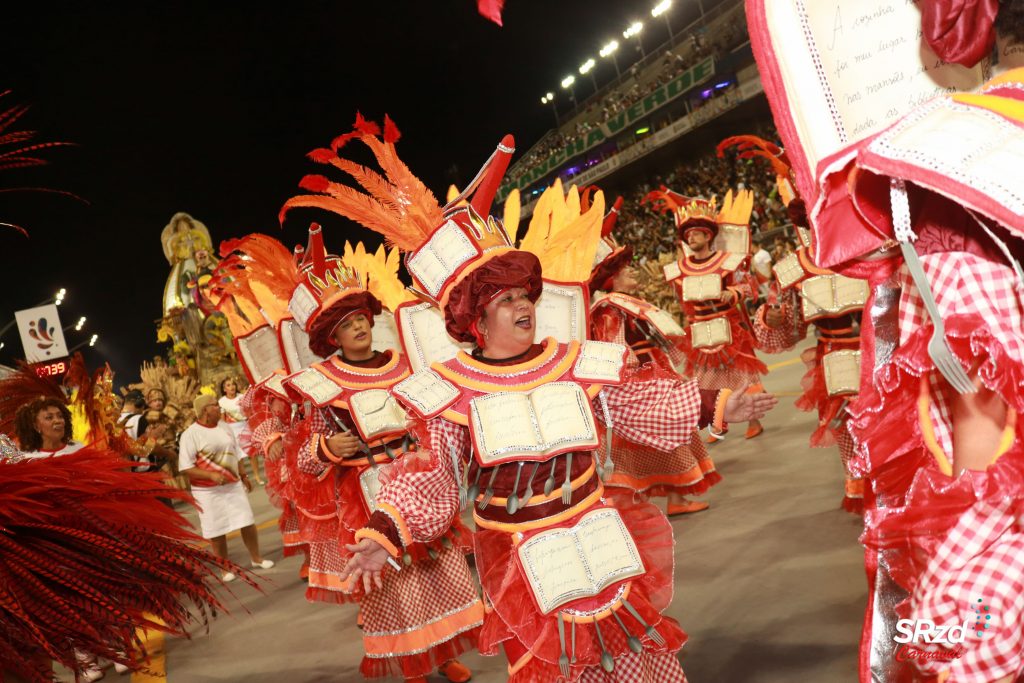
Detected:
[{"left": 498, "top": 56, "right": 716, "bottom": 202}]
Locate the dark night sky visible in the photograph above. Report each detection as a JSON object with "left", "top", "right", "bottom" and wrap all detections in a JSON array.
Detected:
[{"left": 0, "top": 1, "right": 708, "bottom": 382}]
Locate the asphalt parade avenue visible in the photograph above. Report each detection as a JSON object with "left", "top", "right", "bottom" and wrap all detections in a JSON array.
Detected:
[{"left": 85, "top": 342, "right": 866, "bottom": 683}]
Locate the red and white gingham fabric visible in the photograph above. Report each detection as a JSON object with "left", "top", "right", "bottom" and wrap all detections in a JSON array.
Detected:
[
  {"left": 894, "top": 252, "right": 1024, "bottom": 455},
  {"left": 898, "top": 253, "right": 1024, "bottom": 365},
  {"left": 361, "top": 544, "right": 482, "bottom": 656},
  {"left": 577, "top": 650, "right": 687, "bottom": 683},
  {"left": 907, "top": 500, "right": 1024, "bottom": 682},
  {"left": 751, "top": 302, "right": 806, "bottom": 354},
  {"left": 377, "top": 377, "right": 705, "bottom": 543},
  {"left": 693, "top": 366, "right": 761, "bottom": 392},
  {"left": 600, "top": 377, "right": 702, "bottom": 453},
  {"left": 375, "top": 419, "right": 466, "bottom": 544},
  {"left": 298, "top": 407, "right": 334, "bottom": 477}
]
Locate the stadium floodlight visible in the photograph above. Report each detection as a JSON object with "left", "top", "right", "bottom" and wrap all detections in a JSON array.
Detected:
[
  {"left": 579, "top": 58, "right": 596, "bottom": 75},
  {"left": 89, "top": 334, "right": 98, "bottom": 347},
  {"left": 561, "top": 75, "right": 576, "bottom": 89},
  {"left": 652, "top": 0, "right": 672, "bottom": 17},
  {"left": 54, "top": 288, "right": 67, "bottom": 306},
  {"left": 74, "top": 316, "right": 86, "bottom": 331},
  {"left": 623, "top": 22, "right": 643, "bottom": 38},
  {"left": 599, "top": 40, "right": 619, "bottom": 58}
]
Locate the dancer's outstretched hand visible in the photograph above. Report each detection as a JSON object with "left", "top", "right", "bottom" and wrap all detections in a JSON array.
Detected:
[
  {"left": 341, "top": 538, "right": 388, "bottom": 593},
  {"left": 723, "top": 385, "right": 779, "bottom": 423}
]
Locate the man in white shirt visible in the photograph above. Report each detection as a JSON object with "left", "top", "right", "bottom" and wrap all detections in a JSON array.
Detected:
[{"left": 178, "top": 394, "right": 274, "bottom": 581}]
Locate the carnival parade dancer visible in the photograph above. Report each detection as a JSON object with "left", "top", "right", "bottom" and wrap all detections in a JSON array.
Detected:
[
  {"left": 645, "top": 189, "right": 770, "bottom": 440},
  {"left": 214, "top": 226, "right": 481, "bottom": 681},
  {"left": 749, "top": 2, "right": 1024, "bottom": 674},
  {"left": 721, "top": 136, "right": 868, "bottom": 513},
  {"left": 589, "top": 195, "right": 720, "bottom": 515},
  {"left": 286, "top": 232, "right": 480, "bottom": 683},
  {"left": 282, "top": 113, "right": 777, "bottom": 682},
  {"left": 243, "top": 380, "right": 310, "bottom": 577}
]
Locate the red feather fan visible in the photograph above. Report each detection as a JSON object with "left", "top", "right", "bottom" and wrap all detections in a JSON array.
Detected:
[{"left": 0, "top": 447, "right": 256, "bottom": 682}]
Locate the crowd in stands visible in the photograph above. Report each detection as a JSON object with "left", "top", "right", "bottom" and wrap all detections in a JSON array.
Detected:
[{"left": 508, "top": 3, "right": 749, "bottom": 187}]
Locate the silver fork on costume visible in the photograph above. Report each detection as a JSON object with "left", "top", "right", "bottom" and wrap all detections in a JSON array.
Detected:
[{"left": 890, "top": 179, "right": 975, "bottom": 395}]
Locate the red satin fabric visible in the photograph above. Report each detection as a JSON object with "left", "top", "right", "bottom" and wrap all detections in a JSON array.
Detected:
[
  {"left": 921, "top": 0, "right": 1000, "bottom": 68},
  {"left": 473, "top": 493, "right": 686, "bottom": 682},
  {"left": 443, "top": 251, "right": 543, "bottom": 343}
]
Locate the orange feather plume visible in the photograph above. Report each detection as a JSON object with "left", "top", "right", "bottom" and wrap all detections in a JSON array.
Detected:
[{"left": 281, "top": 113, "right": 443, "bottom": 252}]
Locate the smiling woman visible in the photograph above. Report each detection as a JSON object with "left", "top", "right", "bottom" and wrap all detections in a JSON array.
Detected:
[
  {"left": 13, "top": 397, "right": 81, "bottom": 457},
  {"left": 291, "top": 115, "right": 778, "bottom": 682}
]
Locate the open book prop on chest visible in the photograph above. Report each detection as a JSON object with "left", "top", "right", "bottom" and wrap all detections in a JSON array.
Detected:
[
  {"left": 822, "top": 349, "right": 861, "bottom": 396},
  {"left": 395, "top": 280, "right": 590, "bottom": 373},
  {"left": 286, "top": 368, "right": 409, "bottom": 444},
  {"left": 747, "top": 0, "right": 985, "bottom": 206},
  {"left": 517, "top": 508, "right": 644, "bottom": 614},
  {"left": 469, "top": 382, "right": 600, "bottom": 467},
  {"left": 799, "top": 275, "right": 868, "bottom": 320},
  {"left": 664, "top": 252, "right": 746, "bottom": 303}
]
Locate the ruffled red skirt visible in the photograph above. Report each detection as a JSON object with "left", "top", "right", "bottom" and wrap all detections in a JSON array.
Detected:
[
  {"left": 678, "top": 313, "right": 768, "bottom": 379},
  {"left": 850, "top": 316, "right": 1024, "bottom": 682},
  {"left": 474, "top": 493, "right": 687, "bottom": 682}
]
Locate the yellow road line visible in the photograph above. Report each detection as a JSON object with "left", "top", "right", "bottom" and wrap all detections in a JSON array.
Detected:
[
  {"left": 130, "top": 628, "right": 165, "bottom": 682},
  {"left": 765, "top": 356, "right": 803, "bottom": 371}
]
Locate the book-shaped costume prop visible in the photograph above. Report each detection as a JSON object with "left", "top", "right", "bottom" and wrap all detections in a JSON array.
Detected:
[
  {"left": 469, "top": 382, "right": 599, "bottom": 467},
  {"left": 822, "top": 350, "right": 861, "bottom": 396},
  {"left": 396, "top": 281, "right": 589, "bottom": 373},
  {"left": 358, "top": 467, "right": 383, "bottom": 513},
  {"left": 257, "top": 370, "right": 291, "bottom": 401},
  {"left": 681, "top": 273, "right": 723, "bottom": 302},
  {"left": 533, "top": 281, "right": 589, "bottom": 346},
  {"left": 690, "top": 318, "right": 732, "bottom": 349},
  {"left": 593, "top": 293, "right": 686, "bottom": 339},
  {"left": 284, "top": 366, "right": 344, "bottom": 406},
  {"left": 279, "top": 318, "right": 327, "bottom": 372},
  {"left": 746, "top": 0, "right": 985, "bottom": 207},
  {"left": 406, "top": 218, "right": 481, "bottom": 300},
  {"left": 799, "top": 275, "right": 869, "bottom": 320},
  {"left": 234, "top": 324, "right": 287, "bottom": 384},
  {"left": 517, "top": 508, "right": 644, "bottom": 614},
  {"left": 370, "top": 311, "right": 401, "bottom": 354},
  {"left": 573, "top": 341, "right": 629, "bottom": 383},
  {"left": 772, "top": 252, "right": 805, "bottom": 290},
  {"left": 395, "top": 301, "right": 474, "bottom": 374},
  {"left": 347, "top": 389, "right": 408, "bottom": 444},
  {"left": 713, "top": 223, "right": 750, "bottom": 256}
]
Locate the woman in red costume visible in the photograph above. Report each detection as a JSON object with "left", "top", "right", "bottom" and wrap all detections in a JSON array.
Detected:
[
  {"left": 645, "top": 190, "right": 770, "bottom": 440},
  {"left": 0, "top": 360, "right": 249, "bottom": 683},
  {"left": 281, "top": 229, "right": 479, "bottom": 683},
  {"left": 589, "top": 196, "right": 720, "bottom": 515},
  {"left": 282, "top": 114, "right": 777, "bottom": 682},
  {"left": 242, "top": 380, "right": 310, "bottom": 577}
]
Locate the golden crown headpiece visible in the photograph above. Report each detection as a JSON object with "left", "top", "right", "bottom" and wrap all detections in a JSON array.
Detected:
[{"left": 674, "top": 196, "right": 719, "bottom": 227}]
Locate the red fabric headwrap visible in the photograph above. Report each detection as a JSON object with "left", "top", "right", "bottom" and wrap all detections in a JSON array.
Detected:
[
  {"left": 588, "top": 245, "right": 634, "bottom": 295},
  {"left": 921, "top": 0, "right": 1000, "bottom": 67},
  {"left": 679, "top": 217, "right": 718, "bottom": 241},
  {"left": 444, "top": 251, "right": 542, "bottom": 343},
  {"left": 307, "top": 291, "right": 383, "bottom": 358}
]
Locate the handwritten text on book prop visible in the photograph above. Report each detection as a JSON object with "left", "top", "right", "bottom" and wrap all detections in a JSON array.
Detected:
[
  {"left": 469, "top": 382, "right": 599, "bottom": 466},
  {"left": 747, "top": 0, "right": 984, "bottom": 202},
  {"left": 517, "top": 508, "right": 644, "bottom": 614}
]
